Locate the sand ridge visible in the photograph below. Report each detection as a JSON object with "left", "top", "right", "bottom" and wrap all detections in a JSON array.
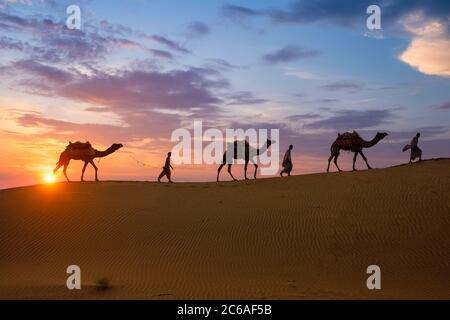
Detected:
[{"left": 0, "top": 159, "right": 449, "bottom": 299}]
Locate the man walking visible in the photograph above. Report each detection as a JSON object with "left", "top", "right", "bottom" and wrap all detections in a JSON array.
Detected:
[
  {"left": 280, "top": 145, "right": 293, "bottom": 177},
  {"left": 158, "top": 152, "right": 174, "bottom": 183},
  {"left": 403, "top": 133, "right": 422, "bottom": 164}
]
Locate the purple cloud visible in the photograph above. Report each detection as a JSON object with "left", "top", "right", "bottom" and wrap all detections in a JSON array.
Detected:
[
  {"left": 226, "top": 91, "right": 268, "bottom": 105},
  {"left": 206, "top": 58, "right": 243, "bottom": 71},
  {"left": 187, "top": 21, "right": 210, "bottom": 37},
  {"left": 263, "top": 45, "right": 319, "bottom": 64},
  {"left": 319, "top": 98, "right": 339, "bottom": 103},
  {"left": 148, "top": 48, "right": 174, "bottom": 60},
  {"left": 145, "top": 35, "right": 191, "bottom": 54},
  {"left": 0, "top": 12, "right": 177, "bottom": 63},
  {"left": 304, "top": 109, "right": 393, "bottom": 130},
  {"left": 321, "top": 81, "right": 364, "bottom": 92},
  {"left": 286, "top": 114, "right": 322, "bottom": 121},
  {"left": 435, "top": 100, "right": 450, "bottom": 110},
  {"left": 222, "top": 1, "right": 450, "bottom": 31},
  {"left": 0, "top": 36, "right": 29, "bottom": 50},
  {"left": 13, "top": 59, "right": 73, "bottom": 83},
  {"left": 222, "top": 4, "right": 260, "bottom": 20}
]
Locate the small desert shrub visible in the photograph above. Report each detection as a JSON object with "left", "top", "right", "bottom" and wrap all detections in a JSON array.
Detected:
[{"left": 96, "top": 277, "right": 111, "bottom": 291}]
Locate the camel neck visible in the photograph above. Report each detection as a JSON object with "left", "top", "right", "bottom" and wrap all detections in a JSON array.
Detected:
[
  {"left": 362, "top": 136, "right": 381, "bottom": 148},
  {"left": 95, "top": 146, "right": 116, "bottom": 158},
  {"left": 257, "top": 143, "right": 268, "bottom": 155}
]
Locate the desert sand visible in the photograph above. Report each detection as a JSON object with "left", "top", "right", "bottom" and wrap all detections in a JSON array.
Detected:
[{"left": 0, "top": 159, "right": 449, "bottom": 299}]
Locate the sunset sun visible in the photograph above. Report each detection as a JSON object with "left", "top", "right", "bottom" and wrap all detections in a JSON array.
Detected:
[{"left": 43, "top": 172, "right": 56, "bottom": 184}]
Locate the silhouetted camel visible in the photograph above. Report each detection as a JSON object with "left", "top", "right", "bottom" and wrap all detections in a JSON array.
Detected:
[
  {"left": 217, "top": 139, "right": 273, "bottom": 182},
  {"left": 326, "top": 131, "right": 388, "bottom": 172},
  {"left": 54, "top": 141, "right": 123, "bottom": 182}
]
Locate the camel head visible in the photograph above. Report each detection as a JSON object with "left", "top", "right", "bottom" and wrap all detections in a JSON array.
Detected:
[
  {"left": 376, "top": 132, "right": 388, "bottom": 141},
  {"left": 110, "top": 143, "right": 124, "bottom": 152},
  {"left": 97, "top": 143, "right": 123, "bottom": 156}
]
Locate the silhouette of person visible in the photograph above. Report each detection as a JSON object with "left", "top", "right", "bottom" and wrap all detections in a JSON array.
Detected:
[
  {"left": 158, "top": 152, "right": 174, "bottom": 183},
  {"left": 409, "top": 132, "right": 422, "bottom": 164},
  {"left": 280, "top": 145, "right": 293, "bottom": 177}
]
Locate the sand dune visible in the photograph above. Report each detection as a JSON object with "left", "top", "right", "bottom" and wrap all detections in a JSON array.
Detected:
[{"left": 0, "top": 159, "right": 449, "bottom": 299}]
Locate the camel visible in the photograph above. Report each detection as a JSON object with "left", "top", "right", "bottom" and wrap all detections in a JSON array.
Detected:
[
  {"left": 326, "top": 131, "right": 388, "bottom": 172},
  {"left": 53, "top": 141, "right": 123, "bottom": 182},
  {"left": 217, "top": 139, "right": 273, "bottom": 182}
]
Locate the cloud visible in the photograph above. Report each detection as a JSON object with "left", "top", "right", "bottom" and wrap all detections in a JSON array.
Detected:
[
  {"left": 222, "top": 0, "right": 450, "bottom": 29},
  {"left": 320, "top": 81, "right": 364, "bottom": 92},
  {"left": 387, "top": 126, "right": 448, "bottom": 140},
  {"left": 145, "top": 35, "right": 191, "bottom": 54},
  {"left": 2, "top": 52, "right": 230, "bottom": 132},
  {"left": 319, "top": 98, "right": 339, "bottom": 103},
  {"left": 263, "top": 45, "right": 319, "bottom": 64},
  {"left": 434, "top": 100, "right": 450, "bottom": 110},
  {"left": 399, "top": 15, "right": 450, "bottom": 77},
  {"left": 0, "top": 11, "right": 184, "bottom": 63},
  {"left": 263, "top": 0, "right": 369, "bottom": 27},
  {"left": 0, "top": 12, "right": 124, "bottom": 62},
  {"left": 222, "top": 4, "right": 260, "bottom": 21},
  {"left": 55, "top": 68, "right": 226, "bottom": 115},
  {"left": 226, "top": 91, "right": 268, "bottom": 105},
  {"left": 206, "top": 58, "right": 242, "bottom": 71},
  {"left": 304, "top": 109, "right": 393, "bottom": 130},
  {"left": 13, "top": 59, "right": 74, "bottom": 83},
  {"left": 0, "top": 36, "right": 29, "bottom": 50},
  {"left": 187, "top": 21, "right": 210, "bottom": 37},
  {"left": 284, "top": 68, "right": 322, "bottom": 80},
  {"left": 14, "top": 112, "right": 139, "bottom": 144},
  {"left": 286, "top": 114, "right": 322, "bottom": 121},
  {"left": 99, "top": 20, "right": 133, "bottom": 36},
  {"left": 148, "top": 48, "right": 174, "bottom": 60},
  {"left": 1, "top": 0, "right": 32, "bottom": 6},
  {"left": 0, "top": 0, "right": 57, "bottom": 8},
  {"left": 0, "top": 11, "right": 60, "bottom": 33},
  {"left": 222, "top": 1, "right": 450, "bottom": 79}
]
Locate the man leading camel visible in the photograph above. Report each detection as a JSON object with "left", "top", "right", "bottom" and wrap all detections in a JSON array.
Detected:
[
  {"left": 280, "top": 145, "right": 293, "bottom": 177},
  {"left": 158, "top": 152, "right": 174, "bottom": 183},
  {"left": 403, "top": 132, "right": 422, "bottom": 164}
]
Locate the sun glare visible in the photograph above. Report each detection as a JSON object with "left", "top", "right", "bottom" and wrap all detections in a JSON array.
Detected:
[{"left": 44, "top": 172, "right": 56, "bottom": 184}]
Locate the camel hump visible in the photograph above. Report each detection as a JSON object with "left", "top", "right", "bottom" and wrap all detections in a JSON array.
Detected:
[
  {"left": 66, "top": 141, "right": 92, "bottom": 151},
  {"left": 336, "top": 131, "right": 362, "bottom": 146},
  {"left": 337, "top": 131, "right": 360, "bottom": 140}
]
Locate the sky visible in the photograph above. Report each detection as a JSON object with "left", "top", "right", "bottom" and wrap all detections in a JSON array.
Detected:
[{"left": 0, "top": 0, "right": 449, "bottom": 188}]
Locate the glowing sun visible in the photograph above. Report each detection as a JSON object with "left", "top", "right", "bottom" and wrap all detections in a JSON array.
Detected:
[{"left": 44, "top": 172, "right": 56, "bottom": 184}]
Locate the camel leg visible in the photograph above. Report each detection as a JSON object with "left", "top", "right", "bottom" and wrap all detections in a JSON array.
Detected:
[
  {"left": 63, "top": 163, "right": 70, "bottom": 182},
  {"left": 227, "top": 164, "right": 237, "bottom": 181},
  {"left": 352, "top": 152, "right": 358, "bottom": 171},
  {"left": 328, "top": 143, "right": 340, "bottom": 172},
  {"left": 244, "top": 159, "right": 249, "bottom": 180},
  {"left": 327, "top": 154, "right": 334, "bottom": 172},
  {"left": 89, "top": 160, "right": 99, "bottom": 181},
  {"left": 334, "top": 155, "right": 342, "bottom": 172},
  {"left": 217, "top": 163, "right": 225, "bottom": 182},
  {"left": 359, "top": 151, "right": 372, "bottom": 170},
  {"left": 81, "top": 161, "right": 88, "bottom": 182},
  {"left": 253, "top": 163, "right": 258, "bottom": 179}
]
